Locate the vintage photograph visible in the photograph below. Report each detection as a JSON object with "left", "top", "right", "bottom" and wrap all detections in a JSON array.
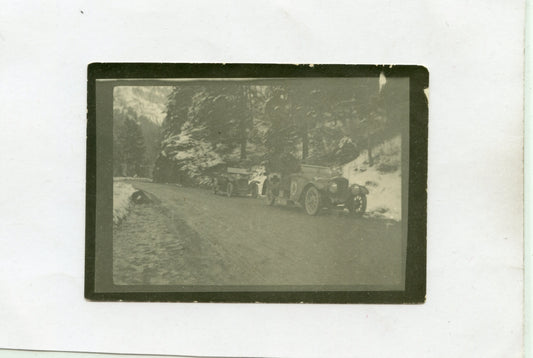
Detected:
[{"left": 86, "top": 64, "right": 427, "bottom": 302}]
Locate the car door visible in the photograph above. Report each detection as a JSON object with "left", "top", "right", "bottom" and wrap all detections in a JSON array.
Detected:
[{"left": 289, "top": 175, "right": 305, "bottom": 202}]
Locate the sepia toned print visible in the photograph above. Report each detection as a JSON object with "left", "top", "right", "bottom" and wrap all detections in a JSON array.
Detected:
[{"left": 86, "top": 64, "right": 427, "bottom": 302}]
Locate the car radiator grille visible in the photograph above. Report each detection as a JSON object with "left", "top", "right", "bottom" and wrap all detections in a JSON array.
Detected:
[{"left": 332, "top": 178, "right": 349, "bottom": 192}]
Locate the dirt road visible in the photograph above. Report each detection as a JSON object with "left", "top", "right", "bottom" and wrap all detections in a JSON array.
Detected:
[{"left": 113, "top": 180, "right": 405, "bottom": 288}]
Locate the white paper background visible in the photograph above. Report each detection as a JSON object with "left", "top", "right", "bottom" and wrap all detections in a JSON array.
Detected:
[{"left": 0, "top": 1, "right": 524, "bottom": 357}]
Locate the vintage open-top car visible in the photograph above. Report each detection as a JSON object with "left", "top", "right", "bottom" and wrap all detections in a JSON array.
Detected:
[
  {"left": 264, "top": 164, "right": 368, "bottom": 216},
  {"left": 213, "top": 167, "right": 259, "bottom": 198}
]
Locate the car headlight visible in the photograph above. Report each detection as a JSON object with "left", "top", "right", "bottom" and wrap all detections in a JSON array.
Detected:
[{"left": 329, "top": 182, "right": 338, "bottom": 193}]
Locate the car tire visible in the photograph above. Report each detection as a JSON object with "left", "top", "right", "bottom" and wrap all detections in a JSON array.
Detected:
[
  {"left": 304, "top": 186, "right": 322, "bottom": 216},
  {"left": 227, "top": 183, "right": 234, "bottom": 197},
  {"left": 349, "top": 194, "right": 367, "bottom": 217}
]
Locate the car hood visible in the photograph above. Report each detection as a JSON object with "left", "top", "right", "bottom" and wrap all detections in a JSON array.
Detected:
[
  {"left": 311, "top": 176, "right": 349, "bottom": 188},
  {"left": 312, "top": 175, "right": 344, "bottom": 182}
]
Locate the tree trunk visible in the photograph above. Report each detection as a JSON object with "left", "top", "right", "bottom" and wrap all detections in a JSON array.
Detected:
[
  {"left": 367, "top": 135, "right": 374, "bottom": 166},
  {"left": 240, "top": 86, "right": 249, "bottom": 160},
  {"left": 240, "top": 137, "right": 247, "bottom": 160},
  {"left": 302, "top": 121, "right": 309, "bottom": 160}
]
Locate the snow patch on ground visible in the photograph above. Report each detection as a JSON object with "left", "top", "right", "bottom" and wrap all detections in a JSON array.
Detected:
[
  {"left": 113, "top": 181, "right": 137, "bottom": 225},
  {"left": 162, "top": 126, "right": 225, "bottom": 185},
  {"left": 342, "top": 136, "right": 401, "bottom": 221}
]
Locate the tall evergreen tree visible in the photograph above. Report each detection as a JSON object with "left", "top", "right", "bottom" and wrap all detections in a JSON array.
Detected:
[
  {"left": 154, "top": 77, "right": 405, "bottom": 185},
  {"left": 117, "top": 117, "right": 146, "bottom": 176}
]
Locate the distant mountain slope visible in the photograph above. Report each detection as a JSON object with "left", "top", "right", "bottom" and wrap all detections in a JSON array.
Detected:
[
  {"left": 113, "top": 86, "right": 173, "bottom": 178},
  {"left": 113, "top": 86, "right": 172, "bottom": 125}
]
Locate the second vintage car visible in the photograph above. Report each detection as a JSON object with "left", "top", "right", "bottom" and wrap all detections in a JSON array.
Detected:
[
  {"left": 264, "top": 164, "right": 368, "bottom": 216},
  {"left": 213, "top": 167, "right": 259, "bottom": 198}
]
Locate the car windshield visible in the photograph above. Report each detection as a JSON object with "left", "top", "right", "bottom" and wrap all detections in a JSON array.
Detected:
[{"left": 300, "top": 165, "right": 333, "bottom": 177}]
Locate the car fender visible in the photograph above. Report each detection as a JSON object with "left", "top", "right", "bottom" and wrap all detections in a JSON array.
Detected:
[
  {"left": 311, "top": 178, "right": 329, "bottom": 191},
  {"left": 350, "top": 184, "right": 369, "bottom": 195},
  {"left": 297, "top": 183, "right": 323, "bottom": 203}
]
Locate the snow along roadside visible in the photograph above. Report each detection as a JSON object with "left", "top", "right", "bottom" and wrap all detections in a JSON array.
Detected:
[
  {"left": 113, "top": 181, "right": 137, "bottom": 225},
  {"left": 342, "top": 136, "right": 401, "bottom": 221}
]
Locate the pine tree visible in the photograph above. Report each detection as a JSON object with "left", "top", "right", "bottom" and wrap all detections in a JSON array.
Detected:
[
  {"left": 117, "top": 117, "right": 146, "bottom": 176},
  {"left": 154, "top": 77, "right": 403, "bottom": 184}
]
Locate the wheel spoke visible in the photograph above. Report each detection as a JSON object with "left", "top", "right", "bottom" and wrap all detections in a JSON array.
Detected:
[{"left": 306, "top": 188, "right": 319, "bottom": 214}]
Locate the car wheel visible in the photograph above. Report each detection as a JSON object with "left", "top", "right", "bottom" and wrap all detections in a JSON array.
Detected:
[
  {"left": 250, "top": 183, "right": 258, "bottom": 198},
  {"left": 266, "top": 185, "right": 276, "bottom": 205},
  {"left": 304, "top": 186, "right": 322, "bottom": 216},
  {"left": 227, "top": 183, "right": 234, "bottom": 197},
  {"left": 349, "top": 194, "right": 367, "bottom": 217}
]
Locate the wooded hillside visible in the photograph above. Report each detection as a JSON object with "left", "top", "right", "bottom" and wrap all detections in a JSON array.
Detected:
[{"left": 153, "top": 76, "right": 408, "bottom": 186}]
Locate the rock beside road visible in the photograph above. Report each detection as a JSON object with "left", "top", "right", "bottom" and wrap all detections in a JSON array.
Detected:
[
  {"left": 131, "top": 190, "right": 152, "bottom": 204},
  {"left": 113, "top": 181, "right": 153, "bottom": 226}
]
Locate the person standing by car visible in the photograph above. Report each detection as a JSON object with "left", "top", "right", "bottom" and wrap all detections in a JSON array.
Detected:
[{"left": 265, "top": 151, "right": 301, "bottom": 192}]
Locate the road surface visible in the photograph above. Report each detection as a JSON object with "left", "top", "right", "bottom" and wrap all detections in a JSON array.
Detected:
[{"left": 113, "top": 180, "right": 405, "bottom": 289}]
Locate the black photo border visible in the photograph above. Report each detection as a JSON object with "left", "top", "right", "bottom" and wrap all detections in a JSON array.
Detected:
[{"left": 85, "top": 63, "right": 428, "bottom": 303}]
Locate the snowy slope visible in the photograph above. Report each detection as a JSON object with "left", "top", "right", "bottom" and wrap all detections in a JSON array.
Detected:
[
  {"left": 113, "top": 86, "right": 172, "bottom": 125},
  {"left": 342, "top": 136, "right": 401, "bottom": 221}
]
